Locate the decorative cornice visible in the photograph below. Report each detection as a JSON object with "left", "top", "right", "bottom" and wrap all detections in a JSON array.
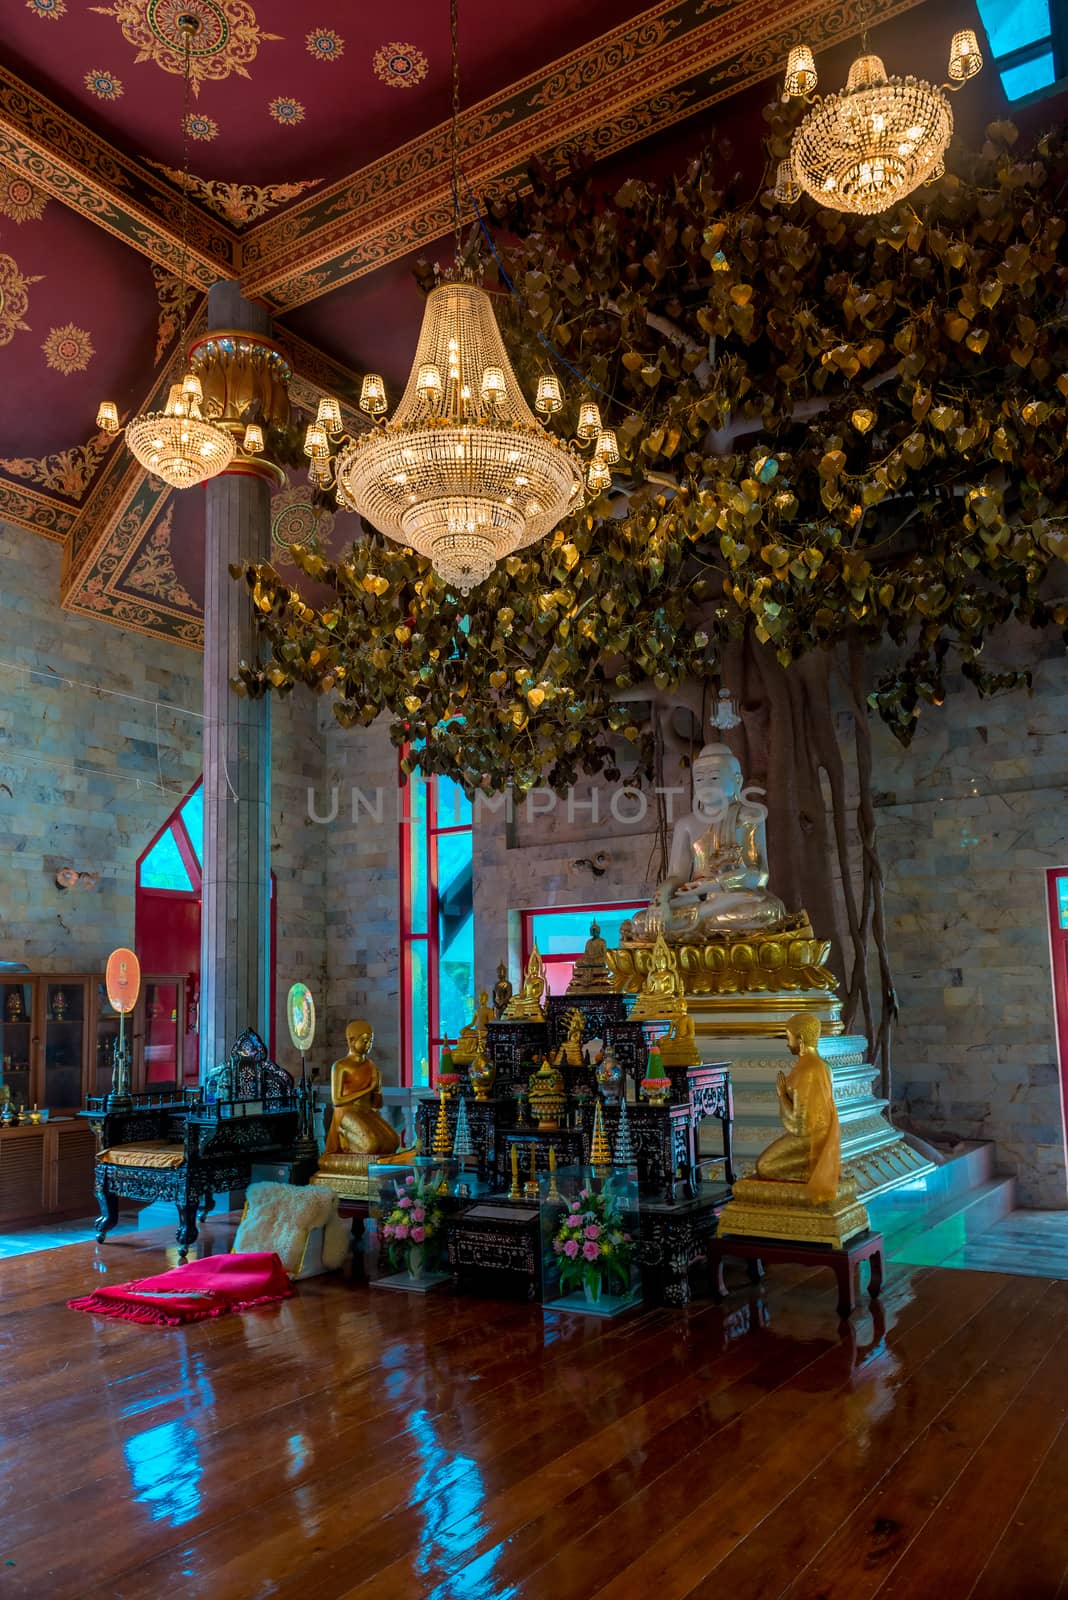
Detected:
[
  {"left": 241, "top": 0, "right": 928, "bottom": 309},
  {"left": 0, "top": 66, "right": 237, "bottom": 284}
]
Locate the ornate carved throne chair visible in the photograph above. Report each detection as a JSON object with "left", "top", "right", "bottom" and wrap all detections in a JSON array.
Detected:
[{"left": 84, "top": 1028, "right": 299, "bottom": 1257}]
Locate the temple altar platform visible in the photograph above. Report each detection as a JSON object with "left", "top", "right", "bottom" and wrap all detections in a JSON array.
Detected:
[{"left": 697, "top": 1031, "right": 933, "bottom": 1199}]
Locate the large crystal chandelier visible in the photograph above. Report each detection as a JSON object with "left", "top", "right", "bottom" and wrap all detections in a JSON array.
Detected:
[
  {"left": 304, "top": 0, "right": 606, "bottom": 595},
  {"left": 776, "top": 25, "right": 982, "bottom": 215},
  {"left": 96, "top": 14, "right": 235, "bottom": 488}
]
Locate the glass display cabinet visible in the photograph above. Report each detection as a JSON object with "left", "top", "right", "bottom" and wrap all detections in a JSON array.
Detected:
[{"left": 539, "top": 1164, "right": 642, "bottom": 1318}]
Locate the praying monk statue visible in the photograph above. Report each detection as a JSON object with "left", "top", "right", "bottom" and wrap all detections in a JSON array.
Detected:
[
  {"left": 627, "top": 741, "right": 785, "bottom": 941},
  {"left": 322, "top": 1021, "right": 400, "bottom": 1157},
  {"left": 755, "top": 1013, "right": 840, "bottom": 1201}
]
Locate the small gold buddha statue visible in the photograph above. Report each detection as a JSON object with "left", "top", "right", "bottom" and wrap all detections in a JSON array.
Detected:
[
  {"left": 554, "top": 1008, "right": 585, "bottom": 1068},
  {"left": 658, "top": 1005, "right": 700, "bottom": 1068},
  {"left": 566, "top": 921, "right": 617, "bottom": 994},
  {"left": 627, "top": 740, "right": 785, "bottom": 942},
  {"left": 503, "top": 945, "right": 547, "bottom": 1021},
  {"left": 493, "top": 961, "right": 513, "bottom": 1019},
  {"left": 629, "top": 932, "right": 687, "bottom": 1022},
  {"left": 453, "top": 990, "right": 492, "bottom": 1066},
  {"left": 312, "top": 1021, "right": 410, "bottom": 1200},
  {"left": 717, "top": 1014, "right": 868, "bottom": 1247}
]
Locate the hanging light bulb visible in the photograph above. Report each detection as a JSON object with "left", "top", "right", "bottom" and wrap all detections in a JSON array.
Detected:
[
  {"left": 416, "top": 363, "right": 443, "bottom": 406},
  {"left": 480, "top": 366, "right": 506, "bottom": 405},
  {"left": 96, "top": 401, "right": 119, "bottom": 435},
  {"left": 948, "top": 29, "right": 982, "bottom": 81},
  {"left": 100, "top": 16, "right": 233, "bottom": 489},
  {"left": 360, "top": 374, "right": 388, "bottom": 416},
  {"left": 577, "top": 401, "right": 602, "bottom": 441},
  {"left": 784, "top": 45, "right": 817, "bottom": 97},
  {"left": 304, "top": 423, "right": 328, "bottom": 457},
  {"left": 242, "top": 423, "right": 264, "bottom": 455},
  {"left": 316, "top": 396, "right": 342, "bottom": 432},
  {"left": 774, "top": 158, "right": 801, "bottom": 204},
  {"left": 535, "top": 372, "right": 563, "bottom": 414},
  {"left": 587, "top": 458, "right": 612, "bottom": 494},
  {"left": 594, "top": 428, "right": 619, "bottom": 464}
]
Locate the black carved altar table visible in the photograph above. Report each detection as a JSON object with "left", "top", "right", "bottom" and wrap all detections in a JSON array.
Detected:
[
  {"left": 415, "top": 1095, "right": 517, "bottom": 1184},
  {"left": 576, "top": 1064, "right": 733, "bottom": 1202},
  {"left": 638, "top": 1182, "right": 732, "bottom": 1307},
  {"left": 448, "top": 1199, "right": 544, "bottom": 1301}
]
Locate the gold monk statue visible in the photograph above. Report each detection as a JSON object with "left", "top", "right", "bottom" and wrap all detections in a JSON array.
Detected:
[
  {"left": 627, "top": 740, "right": 785, "bottom": 942},
  {"left": 754, "top": 1013, "right": 840, "bottom": 1202},
  {"left": 322, "top": 1020, "right": 400, "bottom": 1157},
  {"left": 503, "top": 944, "right": 547, "bottom": 1021}
]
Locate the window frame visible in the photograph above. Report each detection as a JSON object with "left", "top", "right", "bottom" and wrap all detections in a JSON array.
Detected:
[{"left": 519, "top": 900, "right": 648, "bottom": 996}]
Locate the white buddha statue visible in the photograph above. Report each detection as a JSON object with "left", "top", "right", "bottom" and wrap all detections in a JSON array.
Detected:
[{"left": 628, "top": 741, "right": 786, "bottom": 941}]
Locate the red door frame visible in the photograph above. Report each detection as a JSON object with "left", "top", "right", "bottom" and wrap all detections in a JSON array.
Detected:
[
  {"left": 398, "top": 761, "right": 473, "bottom": 1088},
  {"left": 135, "top": 778, "right": 279, "bottom": 1067},
  {"left": 1046, "top": 868, "right": 1068, "bottom": 1137},
  {"left": 520, "top": 901, "right": 647, "bottom": 994}
]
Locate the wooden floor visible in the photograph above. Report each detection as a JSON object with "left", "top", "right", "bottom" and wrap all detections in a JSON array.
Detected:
[{"left": 3, "top": 1223, "right": 1068, "bottom": 1600}]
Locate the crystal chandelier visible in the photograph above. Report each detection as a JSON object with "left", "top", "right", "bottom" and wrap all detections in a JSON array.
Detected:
[
  {"left": 304, "top": 0, "right": 609, "bottom": 594},
  {"left": 96, "top": 14, "right": 237, "bottom": 488},
  {"left": 776, "top": 26, "right": 982, "bottom": 215}
]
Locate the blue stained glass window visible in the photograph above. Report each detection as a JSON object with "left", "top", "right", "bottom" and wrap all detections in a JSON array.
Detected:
[
  {"left": 139, "top": 828, "right": 193, "bottom": 892},
  {"left": 975, "top": 0, "right": 1058, "bottom": 101},
  {"left": 1001, "top": 51, "right": 1056, "bottom": 97},
  {"left": 179, "top": 784, "right": 203, "bottom": 866},
  {"left": 1057, "top": 877, "right": 1068, "bottom": 932},
  {"left": 978, "top": 0, "right": 1050, "bottom": 57}
]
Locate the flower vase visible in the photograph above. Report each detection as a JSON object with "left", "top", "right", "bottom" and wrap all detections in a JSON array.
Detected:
[
  {"left": 407, "top": 1244, "right": 425, "bottom": 1282},
  {"left": 583, "top": 1270, "right": 603, "bottom": 1306}
]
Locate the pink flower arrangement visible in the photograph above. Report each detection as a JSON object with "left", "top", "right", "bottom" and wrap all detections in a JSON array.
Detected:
[
  {"left": 551, "top": 1183, "right": 635, "bottom": 1302},
  {"left": 381, "top": 1168, "right": 444, "bottom": 1274}
]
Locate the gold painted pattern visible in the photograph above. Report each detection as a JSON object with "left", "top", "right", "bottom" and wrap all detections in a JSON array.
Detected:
[
  {"left": 124, "top": 502, "right": 196, "bottom": 608},
  {"left": 0, "top": 165, "right": 47, "bottom": 223},
  {"left": 0, "top": 252, "right": 42, "bottom": 345},
  {"left": 41, "top": 323, "right": 95, "bottom": 374},
  {"left": 89, "top": 0, "right": 282, "bottom": 96},
  {"left": 147, "top": 162, "right": 320, "bottom": 226},
  {"left": 0, "top": 428, "right": 115, "bottom": 499}
]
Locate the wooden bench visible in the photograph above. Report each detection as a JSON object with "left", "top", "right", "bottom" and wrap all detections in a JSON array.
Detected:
[{"left": 708, "top": 1228, "right": 884, "bottom": 1319}]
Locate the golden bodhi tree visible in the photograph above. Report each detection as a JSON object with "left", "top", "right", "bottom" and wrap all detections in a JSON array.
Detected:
[{"left": 236, "top": 112, "right": 1068, "bottom": 1086}]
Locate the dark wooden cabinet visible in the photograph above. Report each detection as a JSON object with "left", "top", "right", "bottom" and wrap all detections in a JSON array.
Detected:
[{"left": 0, "top": 1120, "right": 96, "bottom": 1225}]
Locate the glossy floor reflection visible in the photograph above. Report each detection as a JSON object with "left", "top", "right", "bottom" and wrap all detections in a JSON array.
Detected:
[{"left": 2, "top": 1222, "right": 1068, "bottom": 1599}]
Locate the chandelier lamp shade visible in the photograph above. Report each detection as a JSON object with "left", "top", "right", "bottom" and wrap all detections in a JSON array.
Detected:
[
  {"left": 776, "top": 27, "right": 982, "bottom": 214},
  {"left": 307, "top": 279, "right": 595, "bottom": 594},
  {"left": 94, "top": 13, "right": 234, "bottom": 490}
]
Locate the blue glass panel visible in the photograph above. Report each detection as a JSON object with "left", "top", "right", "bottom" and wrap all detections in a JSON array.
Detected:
[
  {"left": 436, "top": 774, "right": 472, "bottom": 828},
  {"left": 527, "top": 905, "right": 645, "bottom": 956},
  {"left": 977, "top": 0, "right": 1050, "bottom": 58},
  {"left": 140, "top": 828, "right": 193, "bottom": 891},
  {"left": 408, "top": 939, "right": 430, "bottom": 1086},
  {"left": 406, "top": 776, "right": 429, "bottom": 936},
  {"left": 436, "top": 830, "right": 474, "bottom": 1045},
  {"left": 1000, "top": 51, "right": 1056, "bottom": 98},
  {"left": 1057, "top": 878, "right": 1068, "bottom": 932},
  {"left": 179, "top": 784, "right": 203, "bottom": 867}
]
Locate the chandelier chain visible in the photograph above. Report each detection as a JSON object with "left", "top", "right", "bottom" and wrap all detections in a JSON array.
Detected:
[
  {"left": 176, "top": 17, "right": 196, "bottom": 360},
  {"left": 450, "top": 0, "right": 462, "bottom": 264}
]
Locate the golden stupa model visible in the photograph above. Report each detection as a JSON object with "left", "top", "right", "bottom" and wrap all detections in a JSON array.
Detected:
[{"left": 716, "top": 1014, "right": 869, "bottom": 1248}]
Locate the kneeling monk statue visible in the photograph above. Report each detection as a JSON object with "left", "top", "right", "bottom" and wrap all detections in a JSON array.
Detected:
[
  {"left": 717, "top": 1013, "right": 868, "bottom": 1247},
  {"left": 323, "top": 1020, "right": 400, "bottom": 1157}
]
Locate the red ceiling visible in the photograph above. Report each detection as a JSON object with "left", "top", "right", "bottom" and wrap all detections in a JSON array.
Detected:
[{"left": 3, "top": 0, "right": 655, "bottom": 195}]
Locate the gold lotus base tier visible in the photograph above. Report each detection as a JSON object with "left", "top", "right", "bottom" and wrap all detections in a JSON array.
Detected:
[
  {"left": 609, "top": 916, "right": 839, "bottom": 1007},
  {"left": 718, "top": 1177, "right": 870, "bottom": 1248}
]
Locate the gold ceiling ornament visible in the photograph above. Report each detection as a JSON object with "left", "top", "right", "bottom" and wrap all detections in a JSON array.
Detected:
[
  {"left": 304, "top": 0, "right": 598, "bottom": 595},
  {"left": 188, "top": 329, "right": 292, "bottom": 484},
  {"left": 778, "top": 23, "right": 982, "bottom": 215},
  {"left": 96, "top": 14, "right": 234, "bottom": 490}
]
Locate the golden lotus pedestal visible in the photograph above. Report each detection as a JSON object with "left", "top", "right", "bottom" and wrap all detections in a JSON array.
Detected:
[
  {"left": 610, "top": 921, "right": 933, "bottom": 1202},
  {"left": 717, "top": 1176, "right": 870, "bottom": 1250}
]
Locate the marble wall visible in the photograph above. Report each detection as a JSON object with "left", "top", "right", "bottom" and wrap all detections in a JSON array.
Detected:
[{"left": 0, "top": 520, "right": 326, "bottom": 1062}]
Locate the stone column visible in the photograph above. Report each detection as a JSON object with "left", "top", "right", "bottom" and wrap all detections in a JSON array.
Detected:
[{"left": 197, "top": 282, "right": 288, "bottom": 1074}]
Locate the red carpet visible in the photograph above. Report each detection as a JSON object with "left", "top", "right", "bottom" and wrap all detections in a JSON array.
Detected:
[{"left": 68, "top": 1251, "right": 293, "bottom": 1326}]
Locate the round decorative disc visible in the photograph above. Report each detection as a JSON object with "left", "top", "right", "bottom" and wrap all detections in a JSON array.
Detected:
[
  {"left": 287, "top": 982, "right": 316, "bottom": 1054},
  {"left": 106, "top": 947, "right": 142, "bottom": 1015}
]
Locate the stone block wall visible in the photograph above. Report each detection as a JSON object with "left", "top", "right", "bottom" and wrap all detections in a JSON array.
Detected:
[{"left": 0, "top": 520, "right": 326, "bottom": 1065}]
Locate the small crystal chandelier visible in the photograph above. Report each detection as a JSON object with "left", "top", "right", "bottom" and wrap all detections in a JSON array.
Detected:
[
  {"left": 304, "top": 0, "right": 613, "bottom": 594},
  {"left": 96, "top": 14, "right": 235, "bottom": 488},
  {"left": 776, "top": 23, "right": 982, "bottom": 215}
]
